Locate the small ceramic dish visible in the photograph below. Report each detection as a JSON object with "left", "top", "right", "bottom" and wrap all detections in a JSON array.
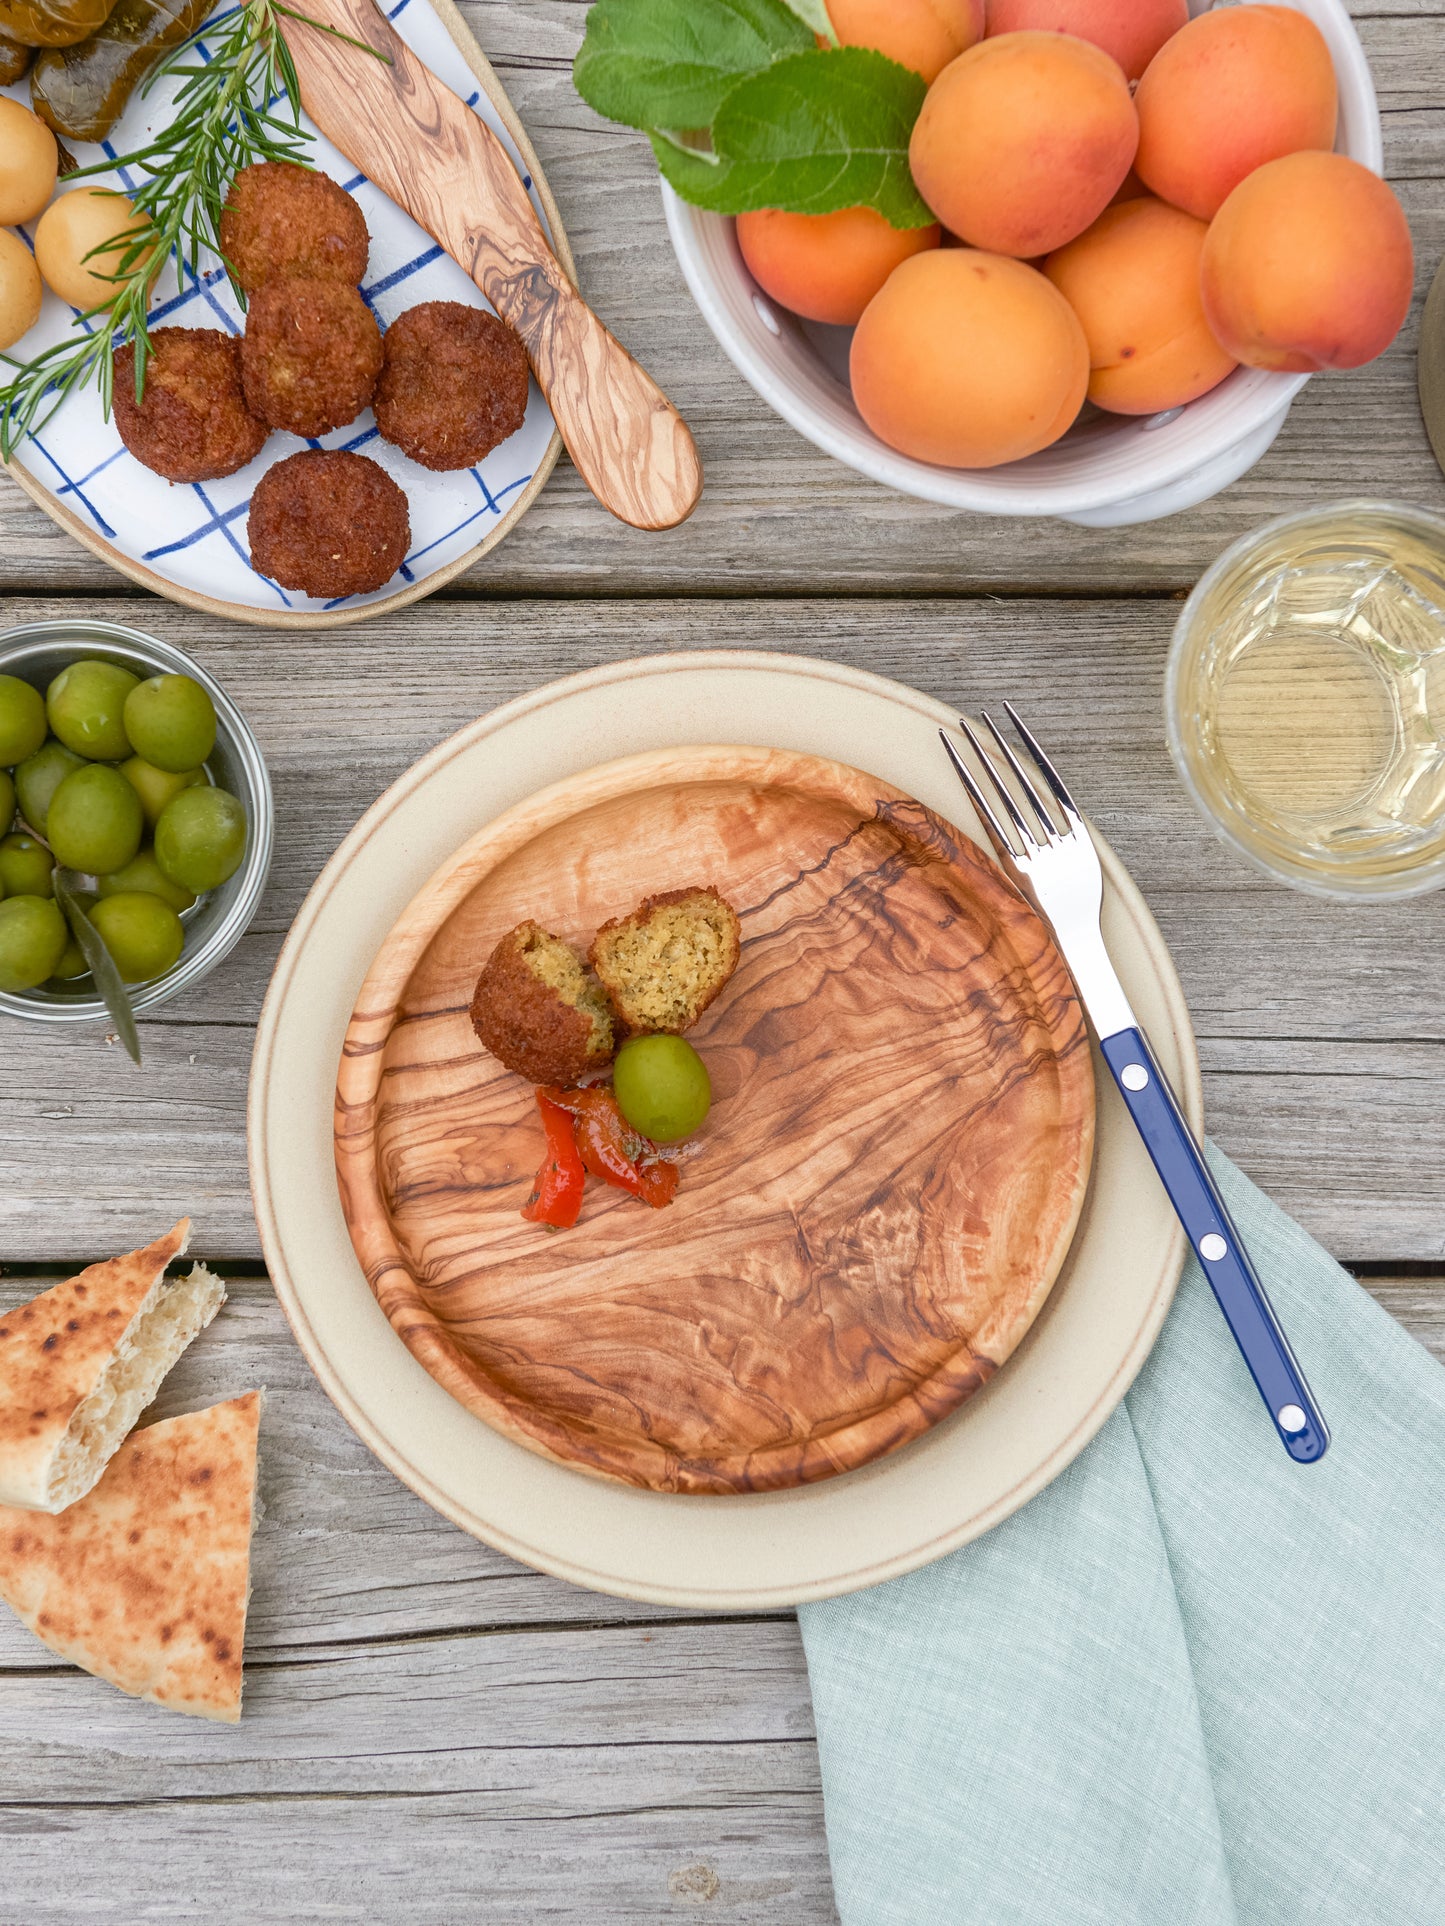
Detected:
[
  {"left": 662, "top": 0, "right": 1382, "bottom": 528},
  {"left": 0, "top": 618, "right": 273, "bottom": 1025}
]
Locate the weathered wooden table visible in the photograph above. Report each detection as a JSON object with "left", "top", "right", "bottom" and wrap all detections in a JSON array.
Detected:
[{"left": 3, "top": 4, "right": 1443, "bottom": 1918}]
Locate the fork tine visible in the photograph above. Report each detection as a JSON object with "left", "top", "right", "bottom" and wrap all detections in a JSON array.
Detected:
[
  {"left": 955, "top": 714, "right": 1037, "bottom": 850},
  {"left": 1002, "top": 701, "right": 1083, "bottom": 824},
  {"left": 980, "top": 710, "right": 1060, "bottom": 843},
  {"left": 938, "top": 730, "right": 1018, "bottom": 862}
]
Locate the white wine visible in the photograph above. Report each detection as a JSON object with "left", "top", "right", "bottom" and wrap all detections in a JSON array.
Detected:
[{"left": 1169, "top": 503, "right": 1445, "bottom": 898}]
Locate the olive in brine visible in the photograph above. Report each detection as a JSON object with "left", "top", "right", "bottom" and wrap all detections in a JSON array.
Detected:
[
  {"left": 154, "top": 784, "right": 245, "bottom": 893},
  {"left": 0, "top": 894, "right": 67, "bottom": 991},
  {"left": 14, "top": 739, "right": 83, "bottom": 833},
  {"left": 0, "top": 769, "right": 15, "bottom": 834},
  {"left": 88, "top": 889, "right": 183, "bottom": 980},
  {"left": 0, "top": 673, "right": 47, "bottom": 766},
  {"left": 0, "top": 831, "right": 55, "bottom": 899},
  {"left": 120, "top": 754, "right": 202, "bottom": 828},
  {"left": 123, "top": 672, "right": 215, "bottom": 773},
  {"left": 46, "top": 657, "right": 138, "bottom": 760},
  {"left": 97, "top": 845, "right": 195, "bottom": 913},
  {"left": 46, "top": 761, "right": 143, "bottom": 874}
]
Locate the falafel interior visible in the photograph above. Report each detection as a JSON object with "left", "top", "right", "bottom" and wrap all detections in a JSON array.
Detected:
[
  {"left": 590, "top": 888, "right": 741, "bottom": 1036},
  {"left": 470, "top": 922, "right": 616, "bottom": 1086}
]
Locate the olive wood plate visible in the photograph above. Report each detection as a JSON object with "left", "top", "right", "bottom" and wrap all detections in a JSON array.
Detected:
[
  {"left": 252, "top": 652, "right": 1196, "bottom": 1605},
  {"left": 334, "top": 745, "right": 1095, "bottom": 1494}
]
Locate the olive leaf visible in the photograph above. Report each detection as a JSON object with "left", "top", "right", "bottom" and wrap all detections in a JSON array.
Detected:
[
  {"left": 54, "top": 870, "right": 141, "bottom": 1067},
  {"left": 779, "top": 0, "right": 838, "bottom": 40},
  {"left": 651, "top": 47, "right": 932, "bottom": 228},
  {"left": 574, "top": 0, "right": 813, "bottom": 132}
]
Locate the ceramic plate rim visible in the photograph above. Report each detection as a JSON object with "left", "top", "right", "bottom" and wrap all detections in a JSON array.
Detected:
[{"left": 249, "top": 651, "right": 1197, "bottom": 1607}]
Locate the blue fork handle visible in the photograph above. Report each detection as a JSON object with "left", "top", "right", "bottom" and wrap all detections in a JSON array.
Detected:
[{"left": 1100, "top": 1029, "right": 1329, "bottom": 1463}]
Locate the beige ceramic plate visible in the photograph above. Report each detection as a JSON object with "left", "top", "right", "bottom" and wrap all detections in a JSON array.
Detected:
[{"left": 250, "top": 653, "right": 1197, "bottom": 1607}]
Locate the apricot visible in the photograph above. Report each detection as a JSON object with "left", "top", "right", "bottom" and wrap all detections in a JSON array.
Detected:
[
  {"left": 985, "top": 0, "right": 1186, "bottom": 81},
  {"left": 736, "top": 206, "right": 941, "bottom": 327},
  {"left": 850, "top": 249, "right": 1088, "bottom": 466},
  {"left": 1200, "top": 152, "right": 1414, "bottom": 374},
  {"left": 909, "top": 33, "right": 1138, "bottom": 258},
  {"left": 1044, "top": 197, "right": 1236, "bottom": 414},
  {"left": 1134, "top": 5, "right": 1337, "bottom": 221},
  {"left": 826, "top": 0, "right": 985, "bottom": 81}
]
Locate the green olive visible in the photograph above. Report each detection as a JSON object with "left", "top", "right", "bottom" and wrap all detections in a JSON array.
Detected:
[
  {"left": 0, "top": 674, "right": 47, "bottom": 766},
  {"left": 154, "top": 784, "right": 246, "bottom": 893},
  {"left": 14, "top": 739, "right": 84, "bottom": 834},
  {"left": 122, "top": 673, "right": 217, "bottom": 773},
  {"left": 0, "top": 894, "right": 67, "bottom": 992},
  {"left": 46, "top": 762, "right": 144, "bottom": 875},
  {"left": 612, "top": 1034, "right": 712, "bottom": 1144},
  {"left": 88, "top": 891, "right": 184, "bottom": 981},
  {"left": 0, "top": 831, "right": 54, "bottom": 899},
  {"left": 97, "top": 846, "right": 195, "bottom": 914},
  {"left": 0, "top": 768, "right": 14, "bottom": 833},
  {"left": 120, "top": 755, "right": 204, "bottom": 829},
  {"left": 46, "top": 658, "right": 139, "bottom": 761},
  {"left": 52, "top": 936, "right": 90, "bottom": 980}
]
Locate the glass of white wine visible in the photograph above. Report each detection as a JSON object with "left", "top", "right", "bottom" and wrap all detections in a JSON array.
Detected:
[{"left": 1167, "top": 501, "right": 1445, "bottom": 900}]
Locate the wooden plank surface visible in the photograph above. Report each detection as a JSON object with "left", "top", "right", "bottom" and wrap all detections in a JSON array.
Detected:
[
  {"left": 0, "top": 1267, "right": 1434, "bottom": 1922},
  {"left": 0, "top": 594, "right": 1440, "bottom": 1262},
  {"left": 2, "top": 3, "right": 1443, "bottom": 599}
]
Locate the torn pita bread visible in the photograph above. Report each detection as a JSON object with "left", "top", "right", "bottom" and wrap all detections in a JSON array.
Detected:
[
  {"left": 0, "top": 1221, "right": 225, "bottom": 1512},
  {"left": 0, "top": 1391, "right": 262, "bottom": 1722}
]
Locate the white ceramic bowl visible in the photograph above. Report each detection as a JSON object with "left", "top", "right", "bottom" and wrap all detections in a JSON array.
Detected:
[{"left": 662, "top": 0, "right": 1383, "bottom": 527}]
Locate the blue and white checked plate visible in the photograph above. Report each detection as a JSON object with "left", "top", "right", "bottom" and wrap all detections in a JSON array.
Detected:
[{"left": 1, "top": 0, "right": 565, "bottom": 626}]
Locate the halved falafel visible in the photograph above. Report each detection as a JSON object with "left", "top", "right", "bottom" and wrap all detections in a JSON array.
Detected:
[
  {"left": 247, "top": 449, "right": 409, "bottom": 600},
  {"left": 241, "top": 276, "right": 382, "bottom": 437},
  {"left": 374, "top": 300, "right": 530, "bottom": 471},
  {"left": 470, "top": 922, "right": 616, "bottom": 1085},
  {"left": 220, "top": 160, "right": 369, "bottom": 295},
  {"left": 590, "top": 888, "right": 741, "bottom": 1035},
  {"left": 113, "top": 329, "right": 268, "bottom": 484}
]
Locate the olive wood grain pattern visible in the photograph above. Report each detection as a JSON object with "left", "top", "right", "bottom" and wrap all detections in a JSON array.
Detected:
[
  {"left": 282, "top": 0, "right": 703, "bottom": 532},
  {"left": 335, "top": 746, "right": 1095, "bottom": 1495}
]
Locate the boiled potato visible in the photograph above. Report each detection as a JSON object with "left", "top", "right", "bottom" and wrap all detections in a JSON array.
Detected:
[
  {"left": 34, "top": 187, "right": 154, "bottom": 311},
  {"left": 0, "top": 97, "right": 57, "bottom": 227},
  {"left": 0, "top": 228, "right": 43, "bottom": 352}
]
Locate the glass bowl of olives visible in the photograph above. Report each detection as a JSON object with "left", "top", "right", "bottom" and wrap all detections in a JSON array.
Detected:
[{"left": 0, "top": 618, "right": 273, "bottom": 1025}]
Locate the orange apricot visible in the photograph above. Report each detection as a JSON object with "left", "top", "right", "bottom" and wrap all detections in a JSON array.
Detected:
[
  {"left": 1135, "top": 5, "right": 1337, "bottom": 221},
  {"left": 736, "top": 206, "right": 941, "bottom": 327},
  {"left": 985, "top": 0, "right": 1186, "bottom": 81},
  {"left": 1200, "top": 152, "right": 1414, "bottom": 374},
  {"left": 1044, "top": 197, "right": 1236, "bottom": 414},
  {"left": 909, "top": 32, "right": 1138, "bottom": 258},
  {"left": 850, "top": 249, "right": 1089, "bottom": 466},
  {"left": 826, "top": 0, "right": 985, "bottom": 81}
]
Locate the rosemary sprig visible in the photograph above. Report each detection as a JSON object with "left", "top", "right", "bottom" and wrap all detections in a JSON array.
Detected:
[{"left": 0, "top": 0, "right": 388, "bottom": 461}]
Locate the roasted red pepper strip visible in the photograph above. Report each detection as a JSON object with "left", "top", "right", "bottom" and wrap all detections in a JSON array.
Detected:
[
  {"left": 521, "top": 1092, "right": 586, "bottom": 1228},
  {"left": 540, "top": 1085, "right": 680, "bottom": 1209}
]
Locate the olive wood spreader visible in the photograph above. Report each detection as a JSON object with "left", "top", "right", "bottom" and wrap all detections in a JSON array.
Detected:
[
  {"left": 334, "top": 746, "right": 1096, "bottom": 1496},
  {"left": 280, "top": 0, "right": 703, "bottom": 532}
]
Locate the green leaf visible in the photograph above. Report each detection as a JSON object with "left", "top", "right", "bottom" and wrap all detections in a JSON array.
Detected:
[
  {"left": 574, "top": 0, "right": 813, "bottom": 132},
  {"left": 779, "top": 0, "right": 837, "bottom": 41},
  {"left": 652, "top": 47, "right": 932, "bottom": 228},
  {"left": 54, "top": 872, "right": 141, "bottom": 1068}
]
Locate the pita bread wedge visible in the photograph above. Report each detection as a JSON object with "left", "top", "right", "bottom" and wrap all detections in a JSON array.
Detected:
[
  {"left": 0, "top": 1221, "right": 225, "bottom": 1513},
  {"left": 0, "top": 1391, "right": 262, "bottom": 1722}
]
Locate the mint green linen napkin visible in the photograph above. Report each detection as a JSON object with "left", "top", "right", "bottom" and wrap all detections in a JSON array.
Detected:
[{"left": 799, "top": 1148, "right": 1445, "bottom": 1925}]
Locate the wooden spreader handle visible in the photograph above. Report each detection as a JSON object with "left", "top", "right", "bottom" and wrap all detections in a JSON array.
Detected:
[{"left": 280, "top": 0, "right": 703, "bottom": 531}]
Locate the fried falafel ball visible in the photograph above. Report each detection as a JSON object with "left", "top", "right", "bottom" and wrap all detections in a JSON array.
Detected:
[
  {"left": 241, "top": 277, "right": 382, "bottom": 437},
  {"left": 470, "top": 921, "right": 616, "bottom": 1085},
  {"left": 374, "top": 300, "right": 530, "bottom": 471},
  {"left": 220, "top": 160, "right": 369, "bottom": 295},
  {"left": 113, "top": 329, "right": 269, "bottom": 484},
  {"left": 247, "top": 449, "right": 410, "bottom": 600},
  {"left": 590, "top": 888, "right": 741, "bottom": 1036}
]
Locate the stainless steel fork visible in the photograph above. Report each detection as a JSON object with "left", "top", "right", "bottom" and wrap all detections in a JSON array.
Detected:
[{"left": 942, "top": 705, "right": 1329, "bottom": 1464}]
